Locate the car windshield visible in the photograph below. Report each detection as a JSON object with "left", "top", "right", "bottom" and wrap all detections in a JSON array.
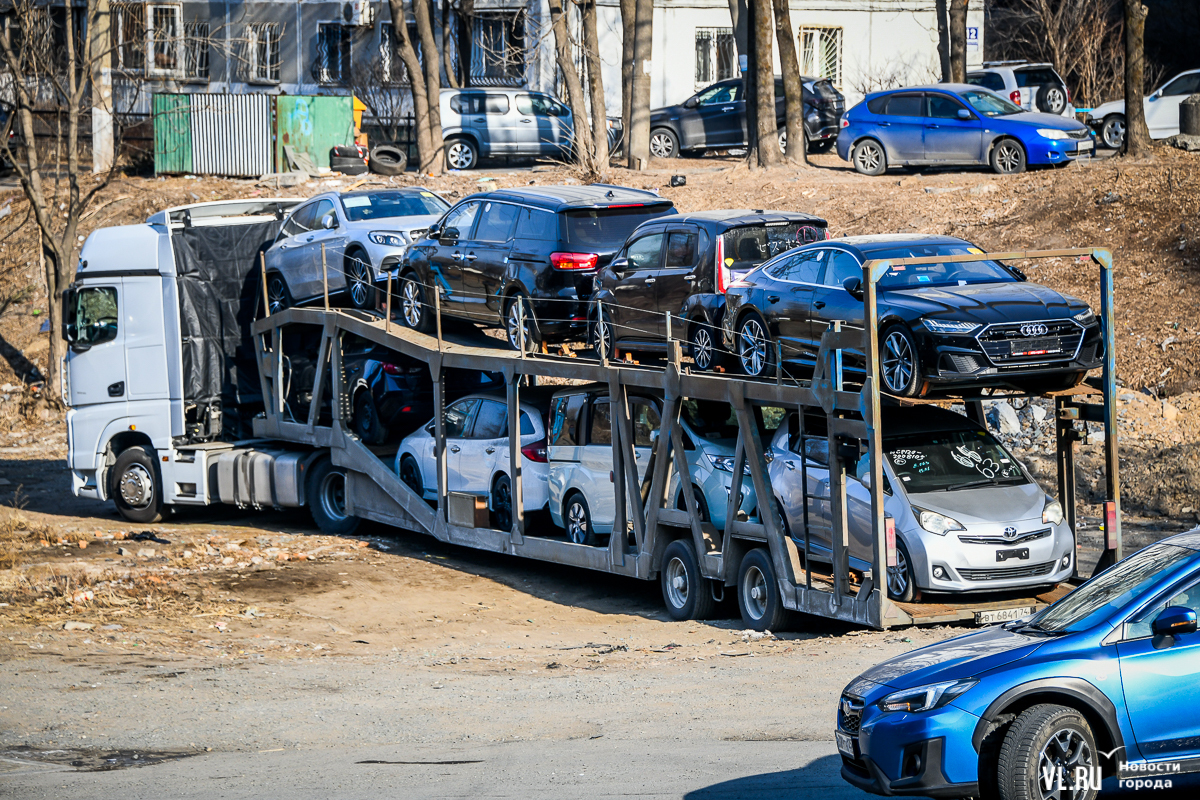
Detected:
[
  {"left": 884, "top": 429, "right": 1027, "bottom": 493},
  {"left": 682, "top": 399, "right": 740, "bottom": 441},
  {"left": 722, "top": 223, "right": 827, "bottom": 275},
  {"left": 564, "top": 203, "right": 674, "bottom": 248},
  {"left": 1021, "top": 543, "right": 1200, "bottom": 633},
  {"left": 869, "top": 243, "right": 1017, "bottom": 289},
  {"left": 340, "top": 191, "right": 449, "bottom": 222},
  {"left": 961, "top": 89, "right": 1024, "bottom": 117}
]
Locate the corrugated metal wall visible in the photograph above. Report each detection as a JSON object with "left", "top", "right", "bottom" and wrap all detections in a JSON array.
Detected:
[
  {"left": 153, "top": 94, "right": 193, "bottom": 175},
  {"left": 191, "top": 95, "right": 273, "bottom": 177},
  {"left": 274, "top": 95, "right": 355, "bottom": 170}
]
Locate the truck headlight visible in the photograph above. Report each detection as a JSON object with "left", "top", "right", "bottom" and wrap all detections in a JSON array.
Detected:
[
  {"left": 916, "top": 508, "right": 965, "bottom": 536},
  {"left": 1043, "top": 497, "right": 1064, "bottom": 526},
  {"left": 1037, "top": 128, "right": 1070, "bottom": 140},
  {"left": 369, "top": 232, "right": 407, "bottom": 247},
  {"left": 878, "top": 679, "right": 977, "bottom": 713}
]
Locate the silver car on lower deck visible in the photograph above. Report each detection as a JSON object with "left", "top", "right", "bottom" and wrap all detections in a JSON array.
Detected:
[{"left": 768, "top": 405, "right": 1074, "bottom": 600}]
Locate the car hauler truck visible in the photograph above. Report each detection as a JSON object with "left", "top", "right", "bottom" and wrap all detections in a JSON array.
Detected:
[{"left": 61, "top": 200, "right": 1123, "bottom": 630}]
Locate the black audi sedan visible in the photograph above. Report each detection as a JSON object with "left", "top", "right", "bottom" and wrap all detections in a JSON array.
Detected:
[{"left": 720, "top": 234, "right": 1103, "bottom": 396}]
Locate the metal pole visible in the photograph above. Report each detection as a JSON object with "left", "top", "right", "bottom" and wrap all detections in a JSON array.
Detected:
[
  {"left": 776, "top": 341, "right": 782, "bottom": 386},
  {"left": 1096, "top": 250, "right": 1121, "bottom": 566},
  {"left": 434, "top": 286, "right": 443, "bottom": 352},
  {"left": 863, "top": 259, "right": 889, "bottom": 627},
  {"left": 517, "top": 296, "right": 526, "bottom": 359},
  {"left": 598, "top": 299, "right": 608, "bottom": 367},
  {"left": 433, "top": 365, "right": 447, "bottom": 522},
  {"left": 260, "top": 252, "right": 270, "bottom": 318},
  {"left": 384, "top": 271, "right": 392, "bottom": 335},
  {"left": 832, "top": 320, "right": 843, "bottom": 391},
  {"left": 321, "top": 243, "right": 330, "bottom": 311}
]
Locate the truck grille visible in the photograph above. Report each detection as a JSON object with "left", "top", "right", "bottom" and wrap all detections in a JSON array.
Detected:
[
  {"left": 976, "top": 320, "right": 1082, "bottom": 366},
  {"left": 958, "top": 561, "right": 1056, "bottom": 581}
]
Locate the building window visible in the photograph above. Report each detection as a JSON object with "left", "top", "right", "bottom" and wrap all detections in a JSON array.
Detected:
[
  {"left": 315, "top": 22, "right": 351, "bottom": 86},
  {"left": 799, "top": 26, "right": 842, "bottom": 88},
  {"left": 244, "top": 23, "right": 280, "bottom": 83},
  {"left": 378, "top": 22, "right": 412, "bottom": 86},
  {"left": 470, "top": 12, "right": 525, "bottom": 86},
  {"left": 146, "top": 3, "right": 182, "bottom": 76},
  {"left": 694, "top": 27, "right": 735, "bottom": 88},
  {"left": 182, "top": 22, "right": 208, "bottom": 80},
  {"left": 111, "top": 3, "right": 146, "bottom": 73}
]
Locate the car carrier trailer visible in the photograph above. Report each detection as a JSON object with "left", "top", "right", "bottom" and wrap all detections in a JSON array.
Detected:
[{"left": 62, "top": 201, "right": 1122, "bottom": 630}]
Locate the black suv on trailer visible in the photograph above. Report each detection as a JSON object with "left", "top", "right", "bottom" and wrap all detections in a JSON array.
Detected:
[
  {"left": 591, "top": 210, "right": 827, "bottom": 369},
  {"left": 397, "top": 185, "right": 675, "bottom": 350}
]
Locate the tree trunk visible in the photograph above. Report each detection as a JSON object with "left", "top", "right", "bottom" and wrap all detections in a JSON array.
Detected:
[
  {"left": 627, "top": 0, "right": 653, "bottom": 169},
  {"left": 1123, "top": 0, "right": 1152, "bottom": 158},
  {"left": 770, "top": 0, "right": 805, "bottom": 165},
  {"left": 547, "top": 0, "right": 595, "bottom": 164},
  {"left": 948, "top": 0, "right": 968, "bottom": 83},
  {"left": 388, "top": 0, "right": 440, "bottom": 173},
  {"left": 441, "top": 0, "right": 458, "bottom": 89},
  {"left": 619, "top": 0, "right": 635, "bottom": 154},
  {"left": 935, "top": 0, "right": 950, "bottom": 82},
  {"left": 457, "top": 0, "right": 473, "bottom": 87},
  {"left": 744, "top": 0, "right": 757, "bottom": 163},
  {"left": 581, "top": 0, "right": 609, "bottom": 168},
  {"left": 752, "top": 0, "right": 779, "bottom": 166},
  {"left": 411, "top": 0, "right": 445, "bottom": 174}
]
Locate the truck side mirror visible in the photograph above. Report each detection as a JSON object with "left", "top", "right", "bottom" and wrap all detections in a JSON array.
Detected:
[
  {"left": 61, "top": 285, "right": 77, "bottom": 342},
  {"left": 843, "top": 276, "right": 864, "bottom": 299}
]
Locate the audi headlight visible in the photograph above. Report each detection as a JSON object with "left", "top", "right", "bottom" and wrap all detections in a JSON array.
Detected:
[
  {"left": 924, "top": 319, "right": 981, "bottom": 334},
  {"left": 916, "top": 508, "right": 966, "bottom": 536},
  {"left": 1037, "top": 128, "right": 1070, "bottom": 140},
  {"left": 878, "top": 679, "right": 977, "bottom": 713},
  {"left": 1073, "top": 308, "right": 1096, "bottom": 325},
  {"left": 707, "top": 454, "right": 751, "bottom": 475},
  {"left": 369, "top": 232, "right": 407, "bottom": 247},
  {"left": 1043, "top": 497, "right": 1064, "bottom": 526}
]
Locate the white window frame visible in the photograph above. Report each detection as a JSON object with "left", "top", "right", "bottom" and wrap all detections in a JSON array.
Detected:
[
  {"left": 799, "top": 25, "right": 843, "bottom": 89},
  {"left": 694, "top": 27, "right": 735, "bottom": 89},
  {"left": 146, "top": 3, "right": 184, "bottom": 78}
]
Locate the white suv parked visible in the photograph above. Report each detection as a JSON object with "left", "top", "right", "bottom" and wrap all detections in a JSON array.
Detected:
[
  {"left": 1087, "top": 69, "right": 1200, "bottom": 149},
  {"left": 966, "top": 62, "right": 1074, "bottom": 117}
]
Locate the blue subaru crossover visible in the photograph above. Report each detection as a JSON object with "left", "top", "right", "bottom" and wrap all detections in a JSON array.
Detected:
[
  {"left": 836, "top": 84, "right": 1094, "bottom": 176},
  {"left": 838, "top": 530, "right": 1200, "bottom": 799}
]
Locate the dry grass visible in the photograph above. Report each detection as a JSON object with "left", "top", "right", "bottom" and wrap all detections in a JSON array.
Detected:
[{"left": 0, "top": 503, "right": 52, "bottom": 570}]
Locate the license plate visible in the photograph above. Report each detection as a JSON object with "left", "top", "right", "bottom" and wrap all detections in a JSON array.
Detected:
[
  {"left": 1010, "top": 337, "right": 1061, "bottom": 356},
  {"left": 997, "top": 547, "right": 1030, "bottom": 562},
  {"left": 976, "top": 606, "right": 1033, "bottom": 625},
  {"left": 836, "top": 730, "right": 856, "bottom": 757},
  {"left": 1076, "top": 140, "right": 1094, "bottom": 152}
]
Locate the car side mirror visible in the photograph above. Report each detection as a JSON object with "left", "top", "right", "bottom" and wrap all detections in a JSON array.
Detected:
[
  {"left": 957, "top": 108, "right": 972, "bottom": 120},
  {"left": 843, "top": 276, "right": 864, "bottom": 299},
  {"left": 440, "top": 226, "right": 460, "bottom": 244},
  {"left": 610, "top": 256, "right": 628, "bottom": 274},
  {"left": 1154, "top": 88, "right": 1164, "bottom": 99},
  {"left": 1008, "top": 265, "right": 1028, "bottom": 282},
  {"left": 320, "top": 213, "right": 338, "bottom": 230},
  {"left": 1152, "top": 606, "right": 1197, "bottom": 638},
  {"left": 684, "top": 96, "right": 699, "bottom": 109},
  {"left": 425, "top": 222, "right": 441, "bottom": 239}
]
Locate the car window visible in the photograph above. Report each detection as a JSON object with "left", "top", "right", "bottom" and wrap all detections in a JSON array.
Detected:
[
  {"left": 883, "top": 428, "right": 1026, "bottom": 493},
  {"left": 589, "top": 399, "right": 612, "bottom": 446},
  {"left": 771, "top": 249, "right": 823, "bottom": 283},
  {"left": 564, "top": 203, "right": 675, "bottom": 248},
  {"left": 1125, "top": 576, "right": 1200, "bottom": 640},
  {"left": 340, "top": 191, "right": 449, "bottom": 222},
  {"left": 870, "top": 242, "right": 1016, "bottom": 289},
  {"left": 1014, "top": 68, "right": 1059, "bottom": 88},
  {"left": 626, "top": 233, "right": 664, "bottom": 271},
  {"left": 967, "top": 72, "right": 1005, "bottom": 92},
  {"left": 549, "top": 394, "right": 586, "bottom": 446},
  {"left": 962, "top": 89, "right": 1023, "bottom": 117},
  {"left": 282, "top": 203, "right": 316, "bottom": 237},
  {"left": 866, "top": 96, "right": 887, "bottom": 114},
  {"left": 823, "top": 250, "right": 862, "bottom": 288},
  {"left": 723, "top": 223, "right": 826, "bottom": 274},
  {"left": 449, "top": 93, "right": 477, "bottom": 114},
  {"left": 515, "top": 94, "right": 568, "bottom": 116},
  {"left": 665, "top": 231, "right": 698, "bottom": 268},
  {"left": 883, "top": 94, "right": 924, "bottom": 117},
  {"left": 1161, "top": 73, "right": 1200, "bottom": 96},
  {"left": 444, "top": 398, "right": 479, "bottom": 438},
  {"left": 681, "top": 399, "right": 738, "bottom": 441},
  {"left": 516, "top": 207, "right": 558, "bottom": 241},
  {"left": 443, "top": 201, "right": 481, "bottom": 239},
  {"left": 484, "top": 94, "right": 510, "bottom": 114},
  {"left": 696, "top": 82, "right": 740, "bottom": 105},
  {"left": 471, "top": 400, "right": 508, "bottom": 439},
  {"left": 310, "top": 198, "right": 336, "bottom": 228},
  {"left": 473, "top": 201, "right": 519, "bottom": 243},
  {"left": 631, "top": 400, "right": 660, "bottom": 447},
  {"left": 786, "top": 413, "right": 830, "bottom": 465},
  {"left": 928, "top": 94, "right": 969, "bottom": 119},
  {"left": 71, "top": 286, "right": 119, "bottom": 346}
]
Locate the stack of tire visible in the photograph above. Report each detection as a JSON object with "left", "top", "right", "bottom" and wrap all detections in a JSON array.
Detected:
[{"left": 330, "top": 144, "right": 368, "bottom": 176}]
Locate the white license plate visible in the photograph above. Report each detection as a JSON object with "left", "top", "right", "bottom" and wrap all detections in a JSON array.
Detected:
[
  {"left": 836, "top": 730, "right": 856, "bottom": 757},
  {"left": 976, "top": 606, "right": 1033, "bottom": 625},
  {"left": 1076, "top": 140, "right": 1094, "bottom": 152}
]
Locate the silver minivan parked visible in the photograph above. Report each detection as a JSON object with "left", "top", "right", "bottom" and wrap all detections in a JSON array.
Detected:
[{"left": 440, "top": 88, "right": 574, "bottom": 170}]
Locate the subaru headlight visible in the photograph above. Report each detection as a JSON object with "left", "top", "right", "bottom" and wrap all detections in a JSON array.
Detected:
[
  {"left": 707, "top": 454, "right": 751, "bottom": 475},
  {"left": 878, "top": 679, "right": 977, "bottom": 713},
  {"left": 1043, "top": 497, "right": 1064, "bottom": 526},
  {"left": 1073, "top": 308, "right": 1096, "bottom": 325},
  {"left": 1037, "top": 128, "right": 1070, "bottom": 140},
  {"left": 916, "top": 507, "right": 966, "bottom": 536},
  {"left": 369, "top": 232, "right": 407, "bottom": 247},
  {"left": 924, "top": 319, "right": 981, "bottom": 334}
]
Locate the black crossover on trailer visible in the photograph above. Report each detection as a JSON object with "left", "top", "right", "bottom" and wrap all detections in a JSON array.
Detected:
[
  {"left": 591, "top": 209, "right": 827, "bottom": 369},
  {"left": 397, "top": 184, "right": 675, "bottom": 351}
]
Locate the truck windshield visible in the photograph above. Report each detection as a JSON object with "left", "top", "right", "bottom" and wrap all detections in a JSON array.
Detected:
[
  {"left": 564, "top": 203, "right": 675, "bottom": 248},
  {"left": 722, "top": 222, "right": 828, "bottom": 275},
  {"left": 340, "top": 191, "right": 449, "bottom": 222},
  {"left": 871, "top": 243, "right": 1016, "bottom": 289},
  {"left": 884, "top": 428, "right": 1027, "bottom": 493}
]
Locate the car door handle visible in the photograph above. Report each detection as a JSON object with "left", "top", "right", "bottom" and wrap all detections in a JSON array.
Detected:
[
  {"left": 306, "top": 235, "right": 315, "bottom": 242},
  {"left": 519, "top": 118, "right": 532, "bottom": 123},
  {"left": 722, "top": 106, "right": 735, "bottom": 112},
  {"left": 451, "top": 252, "right": 465, "bottom": 261},
  {"left": 879, "top": 121, "right": 891, "bottom": 127},
  {"left": 813, "top": 301, "right": 826, "bottom": 309},
  {"left": 786, "top": 460, "right": 796, "bottom": 471},
  {"left": 767, "top": 295, "right": 780, "bottom": 303},
  {"left": 644, "top": 277, "right": 656, "bottom": 285},
  {"left": 684, "top": 273, "right": 699, "bottom": 282},
  {"left": 485, "top": 447, "right": 496, "bottom": 454},
  {"left": 107, "top": 381, "right": 124, "bottom": 397},
  {"left": 928, "top": 124, "right": 940, "bottom": 129},
  {"left": 464, "top": 252, "right": 478, "bottom": 261},
  {"left": 279, "top": 243, "right": 289, "bottom": 250},
  {"left": 450, "top": 445, "right": 461, "bottom": 453}
]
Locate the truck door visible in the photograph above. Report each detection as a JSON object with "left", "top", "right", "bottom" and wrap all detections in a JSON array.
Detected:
[
  {"left": 120, "top": 276, "right": 169, "bottom": 400},
  {"left": 64, "top": 283, "right": 127, "bottom": 406}
]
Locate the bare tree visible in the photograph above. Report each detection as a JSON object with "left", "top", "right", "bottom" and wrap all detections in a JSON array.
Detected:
[
  {"left": 1122, "top": 0, "right": 1152, "bottom": 157},
  {"left": 751, "top": 0, "right": 779, "bottom": 166},
  {"left": 770, "top": 0, "right": 805, "bottom": 165},
  {"left": 580, "top": 0, "right": 609, "bottom": 168},
  {"left": 948, "top": 0, "right": 968, "bottom": 83},
  {"left": 349, "top": 56, "right": 410, "bottom": 145},
  {"left": 627, "top": 0, "right": 653, "bottom": 168},
  {"left": 386, "top": 0, "right": 444, "bottom": 173},
  {"left": 935, "top": 0, "right": 951, "bottom": 82},
  {"left": 412, "top": 0, "right": 445, "bottom": 168},
  {"left": 441, "top": 0, "right": 460, "bottom": 89},
  {"left": 547, "top": 0, "right": 596, "bottom": 168},
  {"left": 619, "top": 0, "right": 635, "bottom": 150}
]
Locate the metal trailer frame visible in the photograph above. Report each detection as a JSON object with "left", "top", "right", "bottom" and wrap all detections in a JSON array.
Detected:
[{"left": 248, "top": 247, "right": 1118, "bottom": 630}]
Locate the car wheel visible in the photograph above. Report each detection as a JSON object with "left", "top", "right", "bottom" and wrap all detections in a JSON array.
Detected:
[
  {"left": 353, "top": 391, "right": 388, "bottom": 445},
  {"left": 649, "top": 128, "right": 680, "bottom": 159},
  {"left": 111, "top": 445, "right": 164, "bottom": 524},
  {"left": 266, "top": 274, "right": 293, "bottom": 314},
  {"left": 777, "top": 128, "right": 789, "bottom": 155},
  {"left": 1036, "top": 84, "right": 1067, "bottom": 115},
  {"left": 886, "top": 537, "right": 917, "bottom": 603},
  {"left": 852, "top": 139, "right": 887, "bottom": 176},
  {"left": 688, "top": 321, "right": 724, "bottom": 371},
  {"left": 675, "top": 485, "right": 710, "bottom": 523},
  {"left": 738, "top": 547, "right": 792, "bottom": 632},
  {"left": 1100, "top": 114, "right": 1126, "bottom": 150},
  {"left": 307, "top": 457, "right": 360, "bottom": 536},
  {"left": 369, "top": 144, "right": 407, "bottom": 176},
  {"left": 446, "top": 138, "right": 478, "bottom": 170},
  {"left": 399, "top": 455, "right": 423, "bottom": 497},
  {"left": 593, "top": 311, "right": 615, "bottom": 361},
  {"left": 991, "top": 138, "right": 1027, "bottom": 175},
  {"left": 880, "top": 324, "right": 921, "bottom": 397},
  {"left": 661, "top": 539, "right": 716, "bottom": 621},
  {"left": 491, "top": 474, "right": 514, "bottom": 532},
  {"left": 997, "top": 704, "right": 1099, "bottom": 800},
  {"left": 736, "top": 314, "right": 774, "bottom": 378},
  {"left": 505, "top": 292, "right": 537, "bottom": 353},
  {"left": 564, "top": 493, "right": 598, "bottom": 546},
  {"left": 399, "top": 272, "right": 433, "bottom": 333},
  {"left": 346, "top": 252, "right": 376, "bottom": 310}
]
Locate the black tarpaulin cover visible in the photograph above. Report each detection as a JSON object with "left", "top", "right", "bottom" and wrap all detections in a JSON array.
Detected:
[{"left": 171, "top": 220, "right": 279, "bottom": 439}]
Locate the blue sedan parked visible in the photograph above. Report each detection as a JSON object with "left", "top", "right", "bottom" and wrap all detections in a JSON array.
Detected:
[
  {"left": 836, "top": 84, "right": 1094, "bottom": 176},
  {"left": 836, "top": 529, "right": 1200, "bottom": 799}
]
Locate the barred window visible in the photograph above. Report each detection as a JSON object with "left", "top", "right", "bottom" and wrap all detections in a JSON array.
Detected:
[
  {"left": 245, "top": 23, "right": 280, "bottom": 83},
  {"left": 111, "top": 3, "right": 146, "bottom": 73},
  {"left": 694, "top": 27, "right": 735, "bottom": 88},
  {"left": 799, "top": 26, "right": 842, "bottom": 88},
  {"left": 147, "top": 4, "right": 182, "bottom": 76},
  {"left": 182, "top": 22, "right": 208, "bottom": 80},
  {"left": 378, "top": 22, "right": 411, "bottom": 86},
  {"left": 470, "top": 12, "right": 524, "bottom": 86},
  {"left": 315, "top": 22, "right": 351, "bottom": 86}
]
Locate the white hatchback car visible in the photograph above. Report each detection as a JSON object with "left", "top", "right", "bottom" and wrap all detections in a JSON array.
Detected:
[{"left": 395, "top": 391, "right": 551, "bottom": 530}]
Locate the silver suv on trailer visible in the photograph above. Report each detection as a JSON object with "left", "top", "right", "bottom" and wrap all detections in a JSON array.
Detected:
[{"left": 966, "top": 61, "right": 1074, "bottom": 117}]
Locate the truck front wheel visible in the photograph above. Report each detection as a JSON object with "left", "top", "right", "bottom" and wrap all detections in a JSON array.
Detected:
[
  {"left": 307, "top": 457, "right": 360, "bottom": 536},
  {"left": 111, "top": 445, "right": 165, "bottom": 524}
]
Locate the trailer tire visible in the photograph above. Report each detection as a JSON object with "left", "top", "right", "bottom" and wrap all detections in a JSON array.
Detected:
[
  {"left": 111, "top": 445, "right": 164, "bottom": 524},
  {"left": 661, "top": 539, "right": 716, "bottom": 621},
  {"left": 307, "top": 457, "right": 360, "bottom": 536},
  {"left": 738, "top": 547, "right": 792, "bottom": 632},
  {"left": 353, "top": 391, "right": 389, "bottom": 445}
]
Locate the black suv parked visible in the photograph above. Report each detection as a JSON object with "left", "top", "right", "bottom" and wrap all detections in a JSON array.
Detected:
[
  {"left": 648, "top": 77, "right": 845, "bottom": 159},
  {"left": 397, "top": 185, "right": 675, "bottom": 350},
  {"left": 591, "top": 210, "right": 827, "bottom": 369}
]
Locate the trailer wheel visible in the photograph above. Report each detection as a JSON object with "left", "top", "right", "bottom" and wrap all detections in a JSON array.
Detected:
[
  {"left": 738, "top": 547, "right": 792, "bottom": 632},
  {"left": 111, "top": 445, "right": 164, "bottom": 524},
  {"left": 661, "top": 539, "right": 716, "bottom": 621},
  {"left": 307, "top": 458, "right": 360, "bottom": 536},
  {"left": 563, "top": 492, "right": 597, "bottom": 546}
]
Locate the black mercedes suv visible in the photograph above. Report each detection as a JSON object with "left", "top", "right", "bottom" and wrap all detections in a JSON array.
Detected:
[
  {"left": 397, "top": 184, "right": 674, "bottom": 350},
  {"left": 590, "top": 210, "right": 827, "bottom": 368}
]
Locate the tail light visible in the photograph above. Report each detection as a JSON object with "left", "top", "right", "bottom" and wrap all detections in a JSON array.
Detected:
[
  {"left": 381, "top": 363, "right": 401, "bottom": 375},
  {"left": 551, "top": 252, "right": 599, "bottom": 271},
  {"left": 1065, "top": 86, "right": 1071, "bottom": 103},
  {"left": 715, "top": 236, "right": 730, "bottom": 294},
  {"left": 521, "top": 440, "right": 548, "bottom": 463},
  {"left": 840, "top": 116, "right": 850, "bottom": 128},
  {"left": 1009, "top": 90, "right": 1022, "bottom": 106}
]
